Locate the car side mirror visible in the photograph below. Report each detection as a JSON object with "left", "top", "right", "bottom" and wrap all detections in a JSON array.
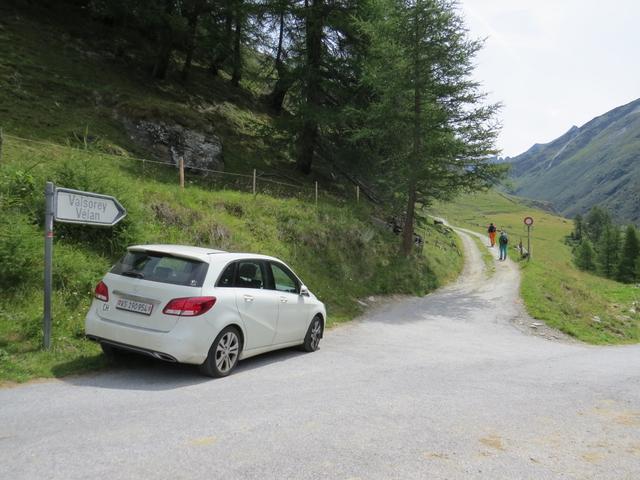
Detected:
[{"left": 299, "top": 285, "right": 310, "bottom": 297}]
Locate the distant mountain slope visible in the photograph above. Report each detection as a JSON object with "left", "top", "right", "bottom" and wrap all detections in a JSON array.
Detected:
[{"left": 507, "top": 98, "right": 640, "bottom": 224}]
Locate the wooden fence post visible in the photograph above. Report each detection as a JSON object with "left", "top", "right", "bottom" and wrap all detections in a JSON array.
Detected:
[
  {"left": 179, "top": 157, "right": 185, "bottom": 189},
  {"left": 356, "top": 185, "right": 360, "bottom": 203},
  {"left": 0, "top": 128, "right": 4, "bottom": 163},
  {"left": 315, "top": 181, "right": 318, "bottom": 206},
  {"left": 253, "top": 169, "right": 257, "bottom": 195}
]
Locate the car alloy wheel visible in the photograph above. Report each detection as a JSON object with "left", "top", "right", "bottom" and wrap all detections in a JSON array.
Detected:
[
  {"left": 302, "top": 316, "right": 323, "bottom": 352},
  {"left": 200, "top": 326, "right": 242, "bottom": 377},
  {"left": 215, "top": 331, "right": 239, "bottom": 374}
]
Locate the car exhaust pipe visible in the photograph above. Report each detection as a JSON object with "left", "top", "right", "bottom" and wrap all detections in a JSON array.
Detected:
[{"left": 152, "top": 352, "right": 178, "bottom": 362}]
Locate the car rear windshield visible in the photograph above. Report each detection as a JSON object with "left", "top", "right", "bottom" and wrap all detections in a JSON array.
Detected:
[{"left": 111, "top": 251, "right": 209, "bottom": 287}]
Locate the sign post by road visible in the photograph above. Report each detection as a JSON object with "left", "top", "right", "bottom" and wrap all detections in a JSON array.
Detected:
[
  {"left": 42, "top": 182, "right": 126, "bottom": 349},
  {"left": 43, "top": 183, "right": 55, "bottom": 350},
  {"left": 524, "top": 216, "right": 534, "bottom": 261}
]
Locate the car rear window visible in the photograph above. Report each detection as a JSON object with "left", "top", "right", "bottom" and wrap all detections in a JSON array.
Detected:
[{"left": 111, "top": 251, "right": 209, "bottom": 287}]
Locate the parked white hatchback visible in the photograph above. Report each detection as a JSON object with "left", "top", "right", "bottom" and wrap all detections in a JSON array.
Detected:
[{"left": 85, "top": 245, "right": 326, "bottom": 377}]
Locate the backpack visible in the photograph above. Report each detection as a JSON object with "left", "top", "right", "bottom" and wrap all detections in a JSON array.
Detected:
[{"left": 499, "top": 232, "right": 508, "bottom": 245}]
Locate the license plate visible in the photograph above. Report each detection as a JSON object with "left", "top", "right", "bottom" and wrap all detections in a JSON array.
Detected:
[{"left": 116, "top": 298, "right": 153, "bottom": 315}]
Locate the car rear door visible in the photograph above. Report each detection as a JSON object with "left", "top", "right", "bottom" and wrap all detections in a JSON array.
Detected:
[{"left": 229, "top": 260, "right": 279, "bottom": 350}]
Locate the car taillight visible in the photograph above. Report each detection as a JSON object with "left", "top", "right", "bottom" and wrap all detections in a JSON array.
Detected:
[
  {"left": 95, "top": 281, "right": 109, "bottom": 302},
  {"left": 163, "top": 297, "right": 217, "bottom": 317}
]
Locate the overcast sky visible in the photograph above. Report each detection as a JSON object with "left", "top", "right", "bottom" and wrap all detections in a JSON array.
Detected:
[{"left": 458, "top": 0, "right": 640, "bottom": 157}]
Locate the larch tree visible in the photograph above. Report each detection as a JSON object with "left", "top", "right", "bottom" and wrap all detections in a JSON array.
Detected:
[
  {"left": 616, "top": 225, "right": 640, "bottom": 283},
  {"left": 574, "top": 239, "right": 596, "bottom": 272},
  {"left": 596, "top": 224, "right": 621, "bottom": 279},
  {"left": 353, "top": 0, "right": 503, "bottom": 255}
]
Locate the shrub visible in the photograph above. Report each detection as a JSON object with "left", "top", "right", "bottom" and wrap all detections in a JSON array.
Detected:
[{"left": 0, "top": 214, "right": 42, "bottom": 291}]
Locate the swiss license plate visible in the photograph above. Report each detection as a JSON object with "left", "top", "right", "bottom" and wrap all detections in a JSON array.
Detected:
[{"left": 116, "top": 298, "right": 153, "bottom": 315}]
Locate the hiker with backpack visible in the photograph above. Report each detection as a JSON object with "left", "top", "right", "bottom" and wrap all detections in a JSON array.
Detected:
[
  {"left": 487, "top": 223, "right": 497, "bottom": 247},
  {"left": 499, "top": 230, "right": 509, "bottom": 261}
]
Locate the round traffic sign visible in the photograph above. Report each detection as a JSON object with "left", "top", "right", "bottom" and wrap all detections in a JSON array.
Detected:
[{"left": 524, "top": 216, "right": 534, "bottom": 226}]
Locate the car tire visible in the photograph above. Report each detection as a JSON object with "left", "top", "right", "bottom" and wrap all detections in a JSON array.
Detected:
[
  {"left": 301, "top": 315, "right": 323, "bottom": 352},
  {"left": 199, "top": 326, "right": 242, "bottom": 378}
]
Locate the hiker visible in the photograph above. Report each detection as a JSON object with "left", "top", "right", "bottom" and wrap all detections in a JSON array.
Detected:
[
  {"left": 499, "top": 230, "right": 509, "bottom": 261},
  {"left": 487, "top": 223, "right": 497, "bottom": 247}
]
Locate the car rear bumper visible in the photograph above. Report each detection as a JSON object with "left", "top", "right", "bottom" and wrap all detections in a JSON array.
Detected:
[
  {"left": 86, "top": 336, "right": 179, "bottom": 362},
  {"left": 85, "top": 302, "right": 212, "bottom": 364}
]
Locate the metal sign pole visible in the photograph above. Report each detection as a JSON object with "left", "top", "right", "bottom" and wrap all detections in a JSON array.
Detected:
[
  {"left": 43, "top": 181, "right": 55, "bottom": 350},
  {"left": 527, "top": 225, "right": 531, "bottom": 261}
]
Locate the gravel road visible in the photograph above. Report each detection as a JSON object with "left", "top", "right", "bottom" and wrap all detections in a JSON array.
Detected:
[{"left": 2, "top": 230, "right": 639, "bottom": 479}]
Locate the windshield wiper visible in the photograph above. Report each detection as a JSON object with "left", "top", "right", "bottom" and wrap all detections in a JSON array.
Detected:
[{"left": 122, "top": 270, "right": 144, "bottom": 279}]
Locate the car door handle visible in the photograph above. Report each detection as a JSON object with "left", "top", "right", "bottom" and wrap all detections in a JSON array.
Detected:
[
  {"left": 279, "top": 297, "right": 288, "bottom": 303},
  {"left": 243, "top": 295, "right": 254, "bottom": 302}
]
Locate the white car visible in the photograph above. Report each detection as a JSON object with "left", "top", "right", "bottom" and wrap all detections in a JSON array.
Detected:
[{"left": 85, "top": 245, "right": 326, "bottom": 377}]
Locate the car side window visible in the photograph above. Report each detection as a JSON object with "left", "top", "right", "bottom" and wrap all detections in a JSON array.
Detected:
[
  {"left": 234, "top": 260, "right": 265, "bottom": 289},
  {"left": 216, "top": 262, "right": 236, "bottom": 287},
  {"left": 270, "top": 263, "right": 299, "bottom": 294}
]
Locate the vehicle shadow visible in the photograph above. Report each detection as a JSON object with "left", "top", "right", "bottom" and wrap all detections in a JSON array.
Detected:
[
  {"left": 235, "top": 347, "right": 307, "bottom": 374},
  {"left": 55, "top": 354, "right": 209, "bottom": 391},
  {"left": 54, "top": 347, "right": 308, "bottom": 391}
]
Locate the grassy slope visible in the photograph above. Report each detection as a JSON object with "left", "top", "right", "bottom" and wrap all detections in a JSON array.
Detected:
[
  {"left": 0, "top": 6, "right": 465, "bottom": 383},
  {"left": 0, "top": 136, "right": 463, "bottom": 384},
  {"left": 434, "top": 190, "right": 640, "bottom": 344},
  {"left": 0, "top": 4, "right": 291, "bottom": 174}
]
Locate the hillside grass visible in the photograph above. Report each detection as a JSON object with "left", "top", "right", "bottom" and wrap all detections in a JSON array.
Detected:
[
  {"left": 0, "top": 3, "right": 293, "bottom": 175},
  {"left": 434, "top": 190, "right": 640, "bottom": 344},
  {"left": 0, "top": 138, "right": 463, "bottom": 383}
]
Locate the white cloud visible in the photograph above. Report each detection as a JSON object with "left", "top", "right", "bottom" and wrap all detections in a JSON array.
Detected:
[{"left": 458, "top": 0, "right": 640, "bottom": 156}]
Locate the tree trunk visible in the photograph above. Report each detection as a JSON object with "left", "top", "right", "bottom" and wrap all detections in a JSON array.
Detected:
[
  {"left": 230, "top": 9, "right": 242, "bottom": 87},
  {"left": 152, "top": 44, "right": 172, "bottom": 79},
  {"left": 210, "top": 8, "right": 233, "bottom": 76},
  {"left": 401, "top": 180, "right": 418, "bottom": 256},
  {"left": 269, "top": 75, "right": 294, "bottom": 113},
  {"left": 181, "top": 4, "right": 201, "bottom": 82},
  {"left": 296, "top": 0, "right": 323, "bottom": 174},
  {"left": 268, "top": 10, "right": 291, "bottom": 112},
  {"left": 151, "top": 0, "right": 175, "bottom": 80},
  {"left": 401, "top": 5, "right": 423, "bottom": 257}
]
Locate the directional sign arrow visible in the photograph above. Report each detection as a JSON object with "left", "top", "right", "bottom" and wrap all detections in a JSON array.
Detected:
[{"left": 54, "top": 187, "right": 127, "bottom": 226}]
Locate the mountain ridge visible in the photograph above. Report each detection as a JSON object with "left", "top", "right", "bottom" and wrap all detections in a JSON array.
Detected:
[{"left": 507, "top": 98, "right": 640, "bottom": 224}]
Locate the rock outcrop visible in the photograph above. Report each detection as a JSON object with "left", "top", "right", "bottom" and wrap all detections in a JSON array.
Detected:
[{"left": 124, "top": 119, "right": 224, "bottom": 172}]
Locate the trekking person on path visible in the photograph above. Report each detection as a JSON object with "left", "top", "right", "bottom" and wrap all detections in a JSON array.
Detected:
[
  {"left": 488, "top": 223, "right": 497, "bottom": 247},
  {"left": 499, "top": 230, "right": 509, "bottom": 261}
]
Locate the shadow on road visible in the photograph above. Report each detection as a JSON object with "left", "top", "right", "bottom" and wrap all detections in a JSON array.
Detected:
[
  {"left": 54, "top": 347, "right": 308, "bottom": 391},
  {"left": 235, "top": 347, "right": 307, "bottom": 374},
  {"left": 362, "top": 288, "right": 491, "bottom": 326}
]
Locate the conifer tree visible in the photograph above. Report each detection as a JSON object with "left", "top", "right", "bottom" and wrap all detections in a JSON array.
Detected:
[
  {"left": 584, "top": 206, "right": 611, "bottom": 245},
  {"left": 574, "top": 239, "right": 596, "bottom": 272},
  {"left": 596, "top": 224, "right": 620, "bottom": 279},
  {"left": 616, "top": 225, "right": 640, "bottom": 283},
  {"left": 353, "top": 0, "right": 503, "bottom": 255},
  {"left": 572, "top": 214, "right": 583, "bottom": 241}
]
